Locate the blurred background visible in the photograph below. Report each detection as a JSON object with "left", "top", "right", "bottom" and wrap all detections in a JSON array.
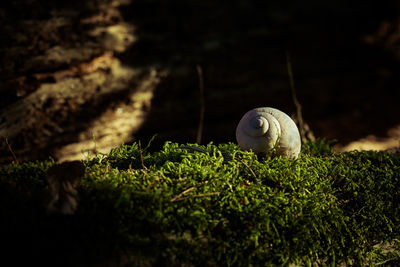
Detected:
[{"left": 0, "top": 0, "right": 399, "bottom": 164}]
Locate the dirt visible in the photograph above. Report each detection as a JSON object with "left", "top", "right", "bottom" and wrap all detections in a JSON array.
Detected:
[{"left": 1, "top": 0, "right": 400, "bottom": 165}]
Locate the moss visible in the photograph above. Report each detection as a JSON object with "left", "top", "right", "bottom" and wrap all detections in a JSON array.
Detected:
[{"left": 0, "top": 140, "right": 399, "bottom": 266}]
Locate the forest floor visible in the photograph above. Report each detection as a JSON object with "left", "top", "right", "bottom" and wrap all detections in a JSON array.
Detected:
[{"left": 1, "top": 0, "right": 399, "bottom": 164}]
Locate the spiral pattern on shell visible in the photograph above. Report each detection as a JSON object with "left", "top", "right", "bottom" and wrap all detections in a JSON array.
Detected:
[{"left": 236, "top": 107, "right": 301, "bottom": 159}]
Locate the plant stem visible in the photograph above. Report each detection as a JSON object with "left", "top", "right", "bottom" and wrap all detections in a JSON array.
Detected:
[
  {"left": 196, "top": 64, "right": 205, "bottom": 145},
  {"left": 286, "top": 50, "right": 307, "bottom": 142}
]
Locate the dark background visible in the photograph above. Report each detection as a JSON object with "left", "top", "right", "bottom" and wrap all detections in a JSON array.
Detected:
[{"left": 1, "top": 0, "right": 399, "bottom": 164}]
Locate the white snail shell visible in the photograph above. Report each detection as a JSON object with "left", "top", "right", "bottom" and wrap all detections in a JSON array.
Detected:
[{"left": 236, "top": 107, "right": 301, "bottom": 159}]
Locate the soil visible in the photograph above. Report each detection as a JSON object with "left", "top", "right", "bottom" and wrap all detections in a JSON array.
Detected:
[{"left": 1, "top": 0, "right": 400, "bottom": 165}]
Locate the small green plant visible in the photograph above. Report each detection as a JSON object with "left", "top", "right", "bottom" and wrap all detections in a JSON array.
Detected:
[{"left": 0, "top": 140, "right": 399, "bottom": 266}]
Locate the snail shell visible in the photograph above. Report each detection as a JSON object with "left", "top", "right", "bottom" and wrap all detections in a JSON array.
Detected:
[{"left": 236, "top": 107, "right": 301, "bottom": 159}]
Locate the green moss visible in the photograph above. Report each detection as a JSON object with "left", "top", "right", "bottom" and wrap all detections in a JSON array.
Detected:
[{"left": 1, "top": 141, "right": 399, "bottom": 266}]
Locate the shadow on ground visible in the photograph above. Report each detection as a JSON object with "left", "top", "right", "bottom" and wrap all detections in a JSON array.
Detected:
[{"left": 1, "top": 0, "right": 399, "bottom": 164}]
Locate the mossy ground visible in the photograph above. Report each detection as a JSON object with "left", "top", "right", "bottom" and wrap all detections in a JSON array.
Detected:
[{"left": 1, "top": 140, "right": 399, "bottom": 266}]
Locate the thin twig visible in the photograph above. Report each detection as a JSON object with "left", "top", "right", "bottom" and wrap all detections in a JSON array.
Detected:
[
  {"left": 92, "top": 133, "right": 98, "bottom": 156},
  {"left": 5, "top": 138, "right": 19, "bottom": 164},
  {"left": 196, "top": 64, "right": 205, "bottom": 145},
  {"left": 171, "top": 192, "right": 220, "bottom": 203},
  {"left": 170, "top": 181, "right": 209, "bottom": 202},
  {"left": 138, "top": 141, "right": 147, "bottom": 171},
  {"left": 286, "top": 50, "right": 307, "bottom": 143},
  {"left": 170, "top": 187, "right": 196, "bottom": 202},
  {"left": 236, "top": 158, "right": 259, "bottom": 185}
]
